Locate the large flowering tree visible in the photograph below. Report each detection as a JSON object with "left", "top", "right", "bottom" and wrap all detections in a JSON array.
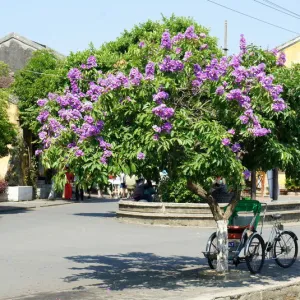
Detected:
[{"left": 36, "top": 19, "right": 289, "bottom": 272}]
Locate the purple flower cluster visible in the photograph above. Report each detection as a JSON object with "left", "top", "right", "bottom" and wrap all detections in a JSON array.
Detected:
[
  {"left": 48, "top": 93, "right": 58, "bottom": 101},
  {"left": 97, "top": 137, "right": 112, "bottom": 165},
  {"left": 145, "top": 62, "right": 155, "bottom": 80},
  {"left": 216, "top": 86, "right": 225, "bottom": 95},
  {"left": 231, "top": 143, "right": 241, "bottom": 153},
  {"left": 161, "top": 122, "right": 172, "bottom": 133},
  {"left": 272, "top": 98, "right": 286, "bottom": 112},
  {"left": 153, "top": 125, "right": 162, "bottom": 133},
  {"left": 184, "top": 26, "right": 198, "bottom": 39},
  {"left": 68, "top": 68, "right": 81, "bottom": 94},
  {"left": 129, "top": 68, "right": 143, "bottom": 86},
  {"left": 221, "top": 138, "right": 230, "bottom": 146},
  {"left": 37, "top": 99, "right": 48, "bottom": 107},
  {"left": 228, "top": 129, "right": 235, "bottom": 135},
  {"left": 243, "top": 170, "right": 251, "bottom": 180},
  {"left": 248, "top": 126, "right": 271, "bottom": 136},
  {"left": 200, "top": 44, "right": 208, "bottom": 50},
  {"left": 37, "top": 110, "right": 49, "bottom": 123},
  {"left": 86, "top": 82, "right": 103, "bottom": 101},
  {"left": 98, "top": 72, "right": 130, "bottom": 92},
  {"left": 67, "top": 142, "right": 76, "bottom": 148},
  {"left": 153, "top": 134, "right": 159, "bottom": 141},
  {"left": 68, "top": 68, "right": 82, "bottom": 80},
  {"left": 171, "top": 32, "right": 185, "bottom": 44},
  {"left": 183, "top": 51, "right": 192, "bottom": 61},
  {"left": 239, "top": 34, "right": 247, "bottom": 54},
  {"left": 81, "top": 56, "right": 97, "bottom": 69},
  {"left": 161, "top": 31, "right": 172, "bottom": 49},
  {"left": 82, "top": 101, "right": 93, "bottom": 111},
  {"left": 256, "top": 72, "right": 286, "bottom": 112},
  {"left": 48, "top": 118, "right": 64, "bottom": 134},
  {"left": 270, "top": 48, "right": 279, "bottom": 56},
  {"left": 152, "top": 104, "right": 175, "bottom": 120},
  {"left": 75, "top": 149, "right": 84, "bottom": 157},
  {"left": 153, "top": 91, "right": 169, "bottom": 104},
  {"left": 199, "top": 33, "right": 206, "bottom": 38},
  {"left": 38, "top": 131, "right": 47, "bottom": 141},
  {"left": 137, "top": 152, "right": 146, "bottom": 160},
  {"left": 276, "top": 52, "right": 286, "bottom": 66},
  {"left": 84, "top": 115, "right": 94, "bottom": 124},
  {"left": 159, "top": 56, "right": 184, "bottom": 72},
  {"left": 139, "top": 41, "right": 145, "bottom": 48},
  {"left": 58, "top": 109, "right": 82, "bottom": 121},
  {"left": 175, "top": 47, "right": 181, "bottom": 54},
  {"left": 193, "top": 57, "right": 228, "bottom": 88},
  {"left": 35, "top": 149, "right": 43, "bottom": 156}
]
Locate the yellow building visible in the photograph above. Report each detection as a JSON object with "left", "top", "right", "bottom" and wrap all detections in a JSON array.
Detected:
[
  {"left": 277, "top": 36, "right": 300, "bottom": 67},
  {"left": 0, "top": 95, "right": 20, "bottom": 179}
]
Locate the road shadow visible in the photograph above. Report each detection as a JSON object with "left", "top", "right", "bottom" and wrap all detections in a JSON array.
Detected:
[
  {"left": 0, "top": 207, "right": 30, "bottom": 215},
  {"left": 73, "top": 212, "right": 116, "bottom": 218},
  {"left": 64, "top": 252, "right": 300, "bottom": 292}
]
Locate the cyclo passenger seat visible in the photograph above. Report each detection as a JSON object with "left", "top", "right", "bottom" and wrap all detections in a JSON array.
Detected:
[{"left": 225, "top": 199, "right": 262, "bottom": 240}]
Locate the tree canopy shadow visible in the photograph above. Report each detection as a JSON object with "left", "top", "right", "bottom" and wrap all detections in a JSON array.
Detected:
[{"left": 64, "top": 252, "right": 300, "bottom": 292}]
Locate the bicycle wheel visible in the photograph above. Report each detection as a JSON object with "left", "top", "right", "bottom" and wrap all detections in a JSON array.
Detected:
[
  {"left": 274, "top": 231, "right": 298, "bottom": 268},
  {"left": 245, "top": 233, "right": 265, "bottom": 274},
  {"left": 206, "top": 232, "right": 217, "bottom": 269}
]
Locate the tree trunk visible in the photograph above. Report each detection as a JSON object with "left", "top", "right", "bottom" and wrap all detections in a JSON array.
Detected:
[
  {"left": 216, "top": 219, "right": 228, "bottom": 272},
  {"left": 186, "top": 180, "right": 242, "bottom": 273}
]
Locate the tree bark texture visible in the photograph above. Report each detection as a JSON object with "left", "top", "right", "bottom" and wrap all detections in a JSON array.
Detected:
[
  {"left": 216, "top": 219, "right": 228, "bottom": 272},
  {"left": 187, "top": 180, "right": 223, "bottom": 220}
]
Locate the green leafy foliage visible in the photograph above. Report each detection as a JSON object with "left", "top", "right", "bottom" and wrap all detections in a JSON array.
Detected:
[
  {"left": 158, "top": 177, "right": 203, "bottom": 202},
  {"left": 13, "top": 50, "right": 64, "bottom": 133},
  {"left": 0, "top": 88, "right": 16, "bottom": 157}
]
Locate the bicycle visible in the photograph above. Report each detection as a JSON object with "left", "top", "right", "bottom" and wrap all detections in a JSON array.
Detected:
[{"left": 204, "top": 200, "right": 298, "bottom": 274}]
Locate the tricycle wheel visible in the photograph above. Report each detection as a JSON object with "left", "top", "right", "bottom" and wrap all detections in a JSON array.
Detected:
[
  {"left": 206, "top": 232, "right": 217, "bottom": 269},
  {"left": 245, "top": 233, "right": 265, "bottom": 274}
]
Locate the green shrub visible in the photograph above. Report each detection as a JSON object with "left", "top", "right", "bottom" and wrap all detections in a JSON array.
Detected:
[
  {"left": 285, "top": 178, "right": 300, "bottom": 191},
  {"left": 157, "top": 177, "right": 204, "bottom": 203}
]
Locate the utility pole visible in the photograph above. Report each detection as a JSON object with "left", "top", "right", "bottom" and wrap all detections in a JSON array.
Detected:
[
  {"left": 251, "top": 170, "right": 257, "bottom": 200},
  {"left": 272, "top": 168, "right": 279, "bottom": 201},
  {"left": 224, "top": 20, "right": 228, "bottom": 56}
]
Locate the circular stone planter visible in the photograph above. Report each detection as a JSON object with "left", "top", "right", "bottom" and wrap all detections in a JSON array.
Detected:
[{"left": 117, "top": 200, "right": 300, "bottom": 227}]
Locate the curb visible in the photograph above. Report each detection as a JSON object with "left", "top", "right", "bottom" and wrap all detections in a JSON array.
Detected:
[
  {"left": 190, "top": 277, "right": 300, "bottom": 300},
  {"left": 0, "top": 201, "right": 73, "bottom": 213}
]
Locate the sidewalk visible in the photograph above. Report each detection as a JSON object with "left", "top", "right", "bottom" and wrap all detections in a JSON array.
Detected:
[{"left": 0, "top": 199, "right": 74, "bottom": 213}]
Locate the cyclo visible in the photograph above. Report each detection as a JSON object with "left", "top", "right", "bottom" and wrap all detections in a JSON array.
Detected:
[{"left": 204, "top": 199, "right": 298, "bottom": 274}]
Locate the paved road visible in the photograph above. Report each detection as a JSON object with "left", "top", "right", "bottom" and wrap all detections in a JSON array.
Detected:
[{"left": 0, "top": 198, "right": 299, "bottom": 300}]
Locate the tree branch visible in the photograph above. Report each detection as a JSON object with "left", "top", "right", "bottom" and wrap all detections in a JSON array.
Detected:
[
  {"left": 223, "top": 189, "right": 241, "bottom": 220},
  {"left": 187, "top": 180, "right": 223, "bottom": 220}
]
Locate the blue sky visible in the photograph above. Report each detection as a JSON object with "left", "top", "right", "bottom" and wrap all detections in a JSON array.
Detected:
[{"left": 0, "top": 0, "right": 299, "bottom": 55}]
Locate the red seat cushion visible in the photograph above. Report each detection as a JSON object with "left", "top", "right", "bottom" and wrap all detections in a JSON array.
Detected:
[{"left": 227, "top": 225, "right": 254, "bottom": 240}]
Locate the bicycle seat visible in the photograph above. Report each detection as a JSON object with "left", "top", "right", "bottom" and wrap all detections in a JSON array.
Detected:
[{"left": 271, "top": 214, "right": 282, "bottom": 220}]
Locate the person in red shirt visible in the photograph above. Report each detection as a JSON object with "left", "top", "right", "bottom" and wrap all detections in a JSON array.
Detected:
[{"left": 64, "top": 167, "right": 74, "bottom": 200}]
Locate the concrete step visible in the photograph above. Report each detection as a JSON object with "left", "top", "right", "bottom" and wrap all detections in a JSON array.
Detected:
[{"left": 117, "top": 209, "right": 300, "bottom": 227}]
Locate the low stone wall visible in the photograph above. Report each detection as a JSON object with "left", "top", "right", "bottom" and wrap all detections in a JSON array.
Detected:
[{"left": 117, "top": 200, "right": 300, "bottom": 227}]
